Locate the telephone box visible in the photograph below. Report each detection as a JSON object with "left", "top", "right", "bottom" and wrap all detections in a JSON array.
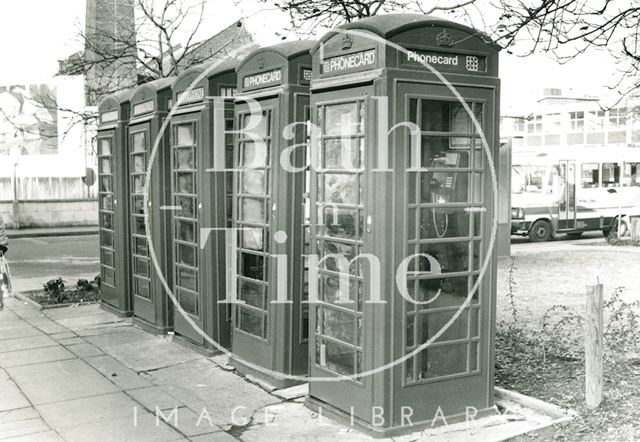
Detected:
[
  {"left": 231, "top": 41, "right": 314, "bottom": 387},
  {"left": 169, "top": 60, "right": 237, "bottom": 350},
  {"left": 306, "top": 15, "right": 500, "bottom": 435},
  {"left": 97, "top": 90, "right": 133, "bottom": 317},
  {"left": 127, "top": 78, "right": 174, "bottom": 333}
]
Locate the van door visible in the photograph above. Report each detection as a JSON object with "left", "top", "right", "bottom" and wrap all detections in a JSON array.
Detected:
[{"left": 558, "top": 160, "right": 576, "bottom": 230}]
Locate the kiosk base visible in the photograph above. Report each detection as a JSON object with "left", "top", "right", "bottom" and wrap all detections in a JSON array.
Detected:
[
  {"left": 230, "top": 357, "right": 305, "bottom": 391},
  {"left": 132, "top": 317, "right": 172, "bottom": 335},
  {"left": 100, "top": 301, "right": 133, "bottom": 318},
  {"left": 171, "top": 333, "right": 219, "bottom": 357},
  {"left": 304, "top": 395, "right": 499, "bottom": 438}
]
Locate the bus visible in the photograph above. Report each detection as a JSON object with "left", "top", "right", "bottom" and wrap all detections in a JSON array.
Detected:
[{"left": 511, "top": 145, "right": 640, "bottom": 241}]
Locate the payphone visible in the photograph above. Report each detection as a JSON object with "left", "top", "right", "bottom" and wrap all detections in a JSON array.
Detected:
[
  {"left": 231, "top": 41, "right": 314, "bottom": 388},
  {"left": 127, "top": 78, "right": 174, "bottom": 333},
  {"left": 169, "top": 59, "right": 238, "bottom": 350},
  {"left": 306, "top": 14, "right": 500, "bottom": 436},
  {"left": 97, "top": 90, "right": 133, "bottom": 317}
]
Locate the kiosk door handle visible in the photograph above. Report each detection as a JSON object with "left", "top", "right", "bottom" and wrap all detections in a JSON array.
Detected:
[
  {"left": 113, "top": 199, "right": 117, "bottom": 206},
  {"left": 198, "top": 203, "right": 202, "bottom": 211},
  {"left": 366, "top": 215, "right": 372, "bottom": 233}
]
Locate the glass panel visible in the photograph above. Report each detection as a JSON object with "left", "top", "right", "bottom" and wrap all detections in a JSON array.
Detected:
[
  {"left": 178, "top": 243, "right": 196, "bottom": 267},
  {"left": 101, "top": 249, "right": 114, "bottom": 267},
  {"left": 417, "top": 243, "right": 469, "bottom": 274},
  {"left": 101, "top": 212, "right": 113, "bottom": 229},
  {"left": 100, "top": 177, "right": 112, "bottom": 193},
  {"left": 241, "top": 170, "right": 267, "bottom": 195},
  {"left": 322, "top": 307, "right": 355, "bottom": 344},
  {"left": 419, "top": 207, "right": 471, "bottom": 239},
  {"left": 101, "top": 194, "right": 113, "bottom": 210},
  {"left": 131, "top": 195, "right": 144, "bottom": 214},
  {"left": 99, "top": 138, "right": 111, "bottom": 155},
  {"left": 420, "top": 137, "right": 470, "bottom": 169},
  {"left": 420, "top": 172, "right": 469, "bottom": 203},
  {"left": 322, "top": 207, "right": 360, "bottom": 240},
  {"left": 322, "top": 275, "right": 358, "bottom": 306},
  {"left": 177, "top": 266, "right": 197, "bottom": 292},
  {"left": 240, "top": 253, "right": 264, "bottom": 281},
  {"left": 416, "top": 276, "right": 471, "bottom": 309},
  {"left": 240, "top": 141, "right": 269, "bottom": 167},
  {"left": 323, "top": 138, "right": 362, "bottom": 169},
  {"left": 134, "top": 216, "right": 146, "bottom": 235},
  {"left": 100, "top": 158, "right": 112, "bottom": 174},
  {"left": 176, "top": 148, "right": 195, "bottom": 170},
  {"left": 134, "top": 277, "right": 150, "bottom": 298},
  {"left": 132, "top": 132, "right": 146, "bottom": 153},
  {"left": 133, "top": 175, "right": 146, "bottom": 193},
  {"left": 406, "top": 314, "right": 415, "bottom": 347},
  {"left": 417, "top": 310, "right": 468, "bottom": 343},
  {"left": 239, "top": 308, "right": 263, "bottom": 336},
  {"left": 175, "top": 196, "right": 195, "bottom": 218},
  {"left": 470, "top": 308, "right": 479, "bottom": 338},
  {"left": 176, "top": 124, "right": 194, "bottom": 146},
  {"left": 239, "top": 279, "right": 264, "bottom": 309},
  {"left": 324, "top": 340, "right": 354, "bottom": 375},
  {"left": 325, "top": 103, "right": 359, "bottom": 136},
  {"left": 177, "top": 172, "right": 194, "bottom": 194},
  {"left": 241, "top": 198, "right": 265, "bottom": 223},
  {"left": 102, "top": 267, "right": 115, "bottom": 285},
  {"left": 179, "top": 289, "right": 198, "bottom": 315},
  {"left": 177, "top": 219, "right": 195, "bottom": 242},
  {"left": 469, "top": 342, "right": 478, "bottom": 371},
  {"left": 420, "top": 100, "right": 477, "bottom": 133},
  {"left": 134, "top": 257, "right": 149, "bottom": 277},
  {"left": 242, "top": 112, "right": 269, "bottom": 139},
  {"left": 241, "top": 227, "right": 263, "bottom": 250},
  {"left": 101, "top": 230, "right": 114, "bottom": 248},
  {"left": 321, "top": 241, "right": 356, "bottom": 274},
  {"left": 134, "top": 237, "right": 148, "bottom": 256},
  {"left": 420, "top": 343, "right": 467, "bottom": 379},
  {"left": 323, "top": 174, "right": 357, "bottom": 204}
]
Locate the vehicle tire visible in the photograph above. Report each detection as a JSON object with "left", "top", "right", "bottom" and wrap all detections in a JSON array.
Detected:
[
  {"left": 529, "top": 220, "right": 552, "bottom": 242},
  {"left": 607, "top": 219, "right": 628, "bottom": 240},
  {"left": 566, "top": 232, "right": 583, "bottom": 239}
]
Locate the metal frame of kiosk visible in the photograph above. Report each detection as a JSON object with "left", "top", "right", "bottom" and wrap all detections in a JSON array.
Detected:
[
  {"left": 305, "top": 15, "right": 500, "bottom": 436},
  {"left": 127, "top": 78, "right": 175, "bottom": 333},
  {"left": 169, "top": 60, "right": 238, "bottom": 351},
  {"left": 97, "top": 91, "right": 133, "bottom": 317},
  {"left": 231, "top": 41, "right": 314, "bottom": 388}
]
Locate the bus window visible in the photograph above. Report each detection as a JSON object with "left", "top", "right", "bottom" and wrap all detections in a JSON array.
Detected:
[
  {"left": 601, "top": 163, "right": 620, "bottom": 187},
  {"left": 623, "top": 162, "right": 640, "bottom": 187},
  {"left": 511, "top": 165, "right": 548, "bottom": 193},
  {"left": 581, "top": 163, "right": 599, "bottom": 188}
]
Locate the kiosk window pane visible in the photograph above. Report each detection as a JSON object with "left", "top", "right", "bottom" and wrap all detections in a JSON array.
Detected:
[
  {"left": 239, "top": 308, "right": 263, "bottom": 337},
  {"left": 134, "top": 216, "right": 146, "bottom": 235},
  {"left": 175, "top": 148, "right": 195, "bottom": 170},
  {"left": 177, "top": 173, "right": 194, "bottom": 194},
  {"left": 132, "top": 132, "right": 146, "bottom": 153},
  {"left": 416, "top": 276, "right": 470, "bottom": 309},
  {"left": 102, "top": 267, "right": 115, "bottom": 285},
  {"left": 177, "top": 219, "right": 195, "bottom": 242},
  {"left": 134, "top": 237, "right": 148, "bottom": 256},
  {"left": 320, "top": 241, "right": 357, "bottom": 274},
  {"left": 178, "top": 244, "right": 196, "bottom": 267},
  {"left": 324, "top": 340, "right": 355, "bottom": 375},
  {"left": 177, "top": 267, "right": 197, "bottom": 292},
  {"left": 322, "top": 207, "right": 360, "bottom": 240},
  {"left": 101, "top": 212, "right": 113, "bottom": 229},
  {"left": 417, "top": 243, "right": 469, "bottom": 274},
  {"left": 134, "top": 257, "right": 149, "bottom": 277},
  {"left": 101, "top": 230, "right": 114, "bottom": 248},
  {"left": 240, "top": 253, "right": 264, "bottom": 281},
  {"left": 417, "top": 310, "right": 468, "bottom": 343},
  {"left": 322, "top": 308, "right": 355, "bottom": 344},
  {"left": 101, "top": 249, "right": 114, "bottom": 267},
  {"left": 100, "top": 158, "right": 112, "bottom": 174},
  {"left": 420, "top": 343, "right": 467, "bottom": 379},
  {"left": 176, "top": 124, "right": 194, "bottom": 145},
  {"left": 581, "top": 163, "right": 599, "bottom": 188},
  {"left": 325, "top": 103, "right": 360, "bottom": 136},
  {"left": 100, "top": 177, "right": 112, "bottom": 192},
  {"left": 241, "top": 170, "right": 267, "bottom": 194},
  {"left": 241, "top": 141, "right": 269, "bottom": 167},
  {"left": 323, "top": 138, "right": 362, "bottom": 169},
  {"left": 242, "top": 227, "right": 264, "bottom": 250},
  {"left": 132, "top": 154, "right": 145, "bottom": 173},
  {"left": 175, "top": 196, "right": 195, "bottom": 217},
  {"left": 601, "top": 163, "right": 620, "bottom": 187},
  {"left": 133, "top": 176, "right": 146, "bottom": 193},
  {"left": 419, "top": 172, "right": 469, "bottom": 204},
  {"left": 179, "top": 289, "right": 198, "bottom": 316},
  {"left": 134, "top": 277, "right": 150, "bottom": 298},
  {"left": 323, "top": 174, "right": 357, "bottom": 204},
  {"left": 241, "top": 198, "right": 265, "bottom": 223},
  {"left": 419, "top": 207, "right": 470, "bottom": 238},
  {"left": 239, "top": 279, "right": 264, "bottom": 309},
  {"left": 420, "top": 100, "right": 478, "bottom": 133},
  {"left": 242, "top": 112, "right": 269, "bottom": 139},
  {"left": 420, "top": 137, "right": 470, "bottom": 169},
  {"left": 99, "top": 138, "right": 111, "bottom": 155},
  {"left": 623, "top": 162, "right": 640, "bottom": 187},
  {"left": 132, "top": 196, "right": 144, "bottom": 215},
  {"left": 322, "top": 276, "right": 359, "bottom": 306}
]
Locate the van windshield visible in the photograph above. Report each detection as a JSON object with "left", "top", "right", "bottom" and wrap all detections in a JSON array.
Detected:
[{"left": 512, "top": 165, "right": 552, "bottom": 194}]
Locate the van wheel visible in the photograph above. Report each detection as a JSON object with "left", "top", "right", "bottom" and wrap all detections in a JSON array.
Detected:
[
  {"left": 529, "top": 220, "right": 552, "bottom": 242},
  {"left": 607, "top": 219, "right": 628, "bottom": 240}
]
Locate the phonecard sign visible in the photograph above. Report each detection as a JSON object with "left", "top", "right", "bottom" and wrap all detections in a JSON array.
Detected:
[
  {"left": 402, "top": 49, "right": 487, "bottom": 74},
  {"left": 133, "top": 99, "right": 154, "bottom": 116},
  {"left": 242, "top": 68, "right": 282, "bottom": 91},
  {"left": 176, "top": 87, "right": 204, "bottom": 104},
  {"left": 321, "top": 49, "right": 376, "bottom": 75}
]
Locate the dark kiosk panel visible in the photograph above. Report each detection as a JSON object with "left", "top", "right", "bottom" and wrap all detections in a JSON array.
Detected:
[
  {"left": 306, "top": 14, "right": 501, "bottom": 436},
  {"left": 97, "top": 90, "right": 133, "bottom": 317}
]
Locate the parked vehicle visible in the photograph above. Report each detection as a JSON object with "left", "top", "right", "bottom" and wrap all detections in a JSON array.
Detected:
[{"left": 511, "top": 145, "right": 640, "bottom": 241}]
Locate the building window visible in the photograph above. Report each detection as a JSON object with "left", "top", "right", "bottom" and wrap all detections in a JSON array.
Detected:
[
  {"left": 608, "top": 108, "right": 627, "bottom": 129},
  {"left": 586, "top": 110, "right": 605, "bottom": 131},
  {"left": 623, "top": 162, "right": 640, "bottom": 187},
  {"left": 601, "top": 163, "right": 620, "bottom": 187},
  {"left": 581, "top": 163, "right": 599, "bottom": 188},
  {"left": 543, "top": 113, "right": 562, "bottom": 133},
  {"left": 526, "top": 115, "right": 542, "bottom": 133},
  {"left": 569, "top": 111, "right": 584, "bottom": 132}
]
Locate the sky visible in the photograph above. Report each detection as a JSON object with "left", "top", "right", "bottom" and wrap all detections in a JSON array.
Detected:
[{"left": 0, "top": 0, "right": 626, "bottom": 113}]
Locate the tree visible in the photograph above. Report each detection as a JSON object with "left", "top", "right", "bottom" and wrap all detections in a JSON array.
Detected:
[{"left": 263, "top": 0, "right": 640, "bottom": 101}]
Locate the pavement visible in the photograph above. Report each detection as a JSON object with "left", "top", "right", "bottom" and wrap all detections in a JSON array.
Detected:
[
  {"left": 6, "top": 227, "right": 98, "bottom": 239},
  {"left": 0, "top": 295, "right": 573, "bottom": 442}
]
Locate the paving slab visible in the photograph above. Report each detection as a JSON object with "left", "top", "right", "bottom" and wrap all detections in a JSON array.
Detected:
[
  {"left": 190, "top": 432, "right": 239, "bottom": 442},
  {"left": 0, "top": 407, "right": 40, "bottom": 423},
  {"left": 74, "top": 322, "right": 133, "bottom": 337},
  {"left": 44, "top": 305, "right": 103, "bottom": 320},
  {"left": 0, "top": 334, "right": 58, "bottom": 353},
  {"left": 144, "top": 358, "right": 279, "bottom": 428},
  {"left": 58, "top": 412, "right": 181, "bottom": 442},
  {"left": 0, "top": 430, "right": 65, "bottom": 442},
  {"left": 84, "top": 327, "right": 157, "bottom": 348},
  {"left": 0, "top": 415, "right": 51, "bottom": 440},
  {"left": 57, "top": 337, "right": 85, "bottom": 346},
  {"left": 7, "top": 359, "right": 120, "bottom": 405},
  {"left": 66, "top": 342, "right": 105, "bottom": 358},
  {"left": 23, "top": 318, "right": 70, "bottom": 335},
  {"left": 0, "top": 379, "right": 30, "bottom": 412},
  {"left": 162, "top": 406, "right": 224, "bottom": 437},
  {"left": 0, "top": 325, "right": 43, "bottom": 341},
  {"left": 0, "top": 345, "right": 76, "bottom": 368},
  {"left": 52, "top": 312, "right": 126, "bottom": 332},
  {"left": 126, "top": 386, "right": 184, "bottom": 411},
  {"left": 101, "top": 338, "right": 204, "bottom": 373},
  {"left": 36, "top": 392, "right": 136, "bottom": 430},
  {"left": 49, "top": 332, "right": 77, "bottom": 340},
  {"left": 84, "top": 355, "right": 150, "bottom": 390}
]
